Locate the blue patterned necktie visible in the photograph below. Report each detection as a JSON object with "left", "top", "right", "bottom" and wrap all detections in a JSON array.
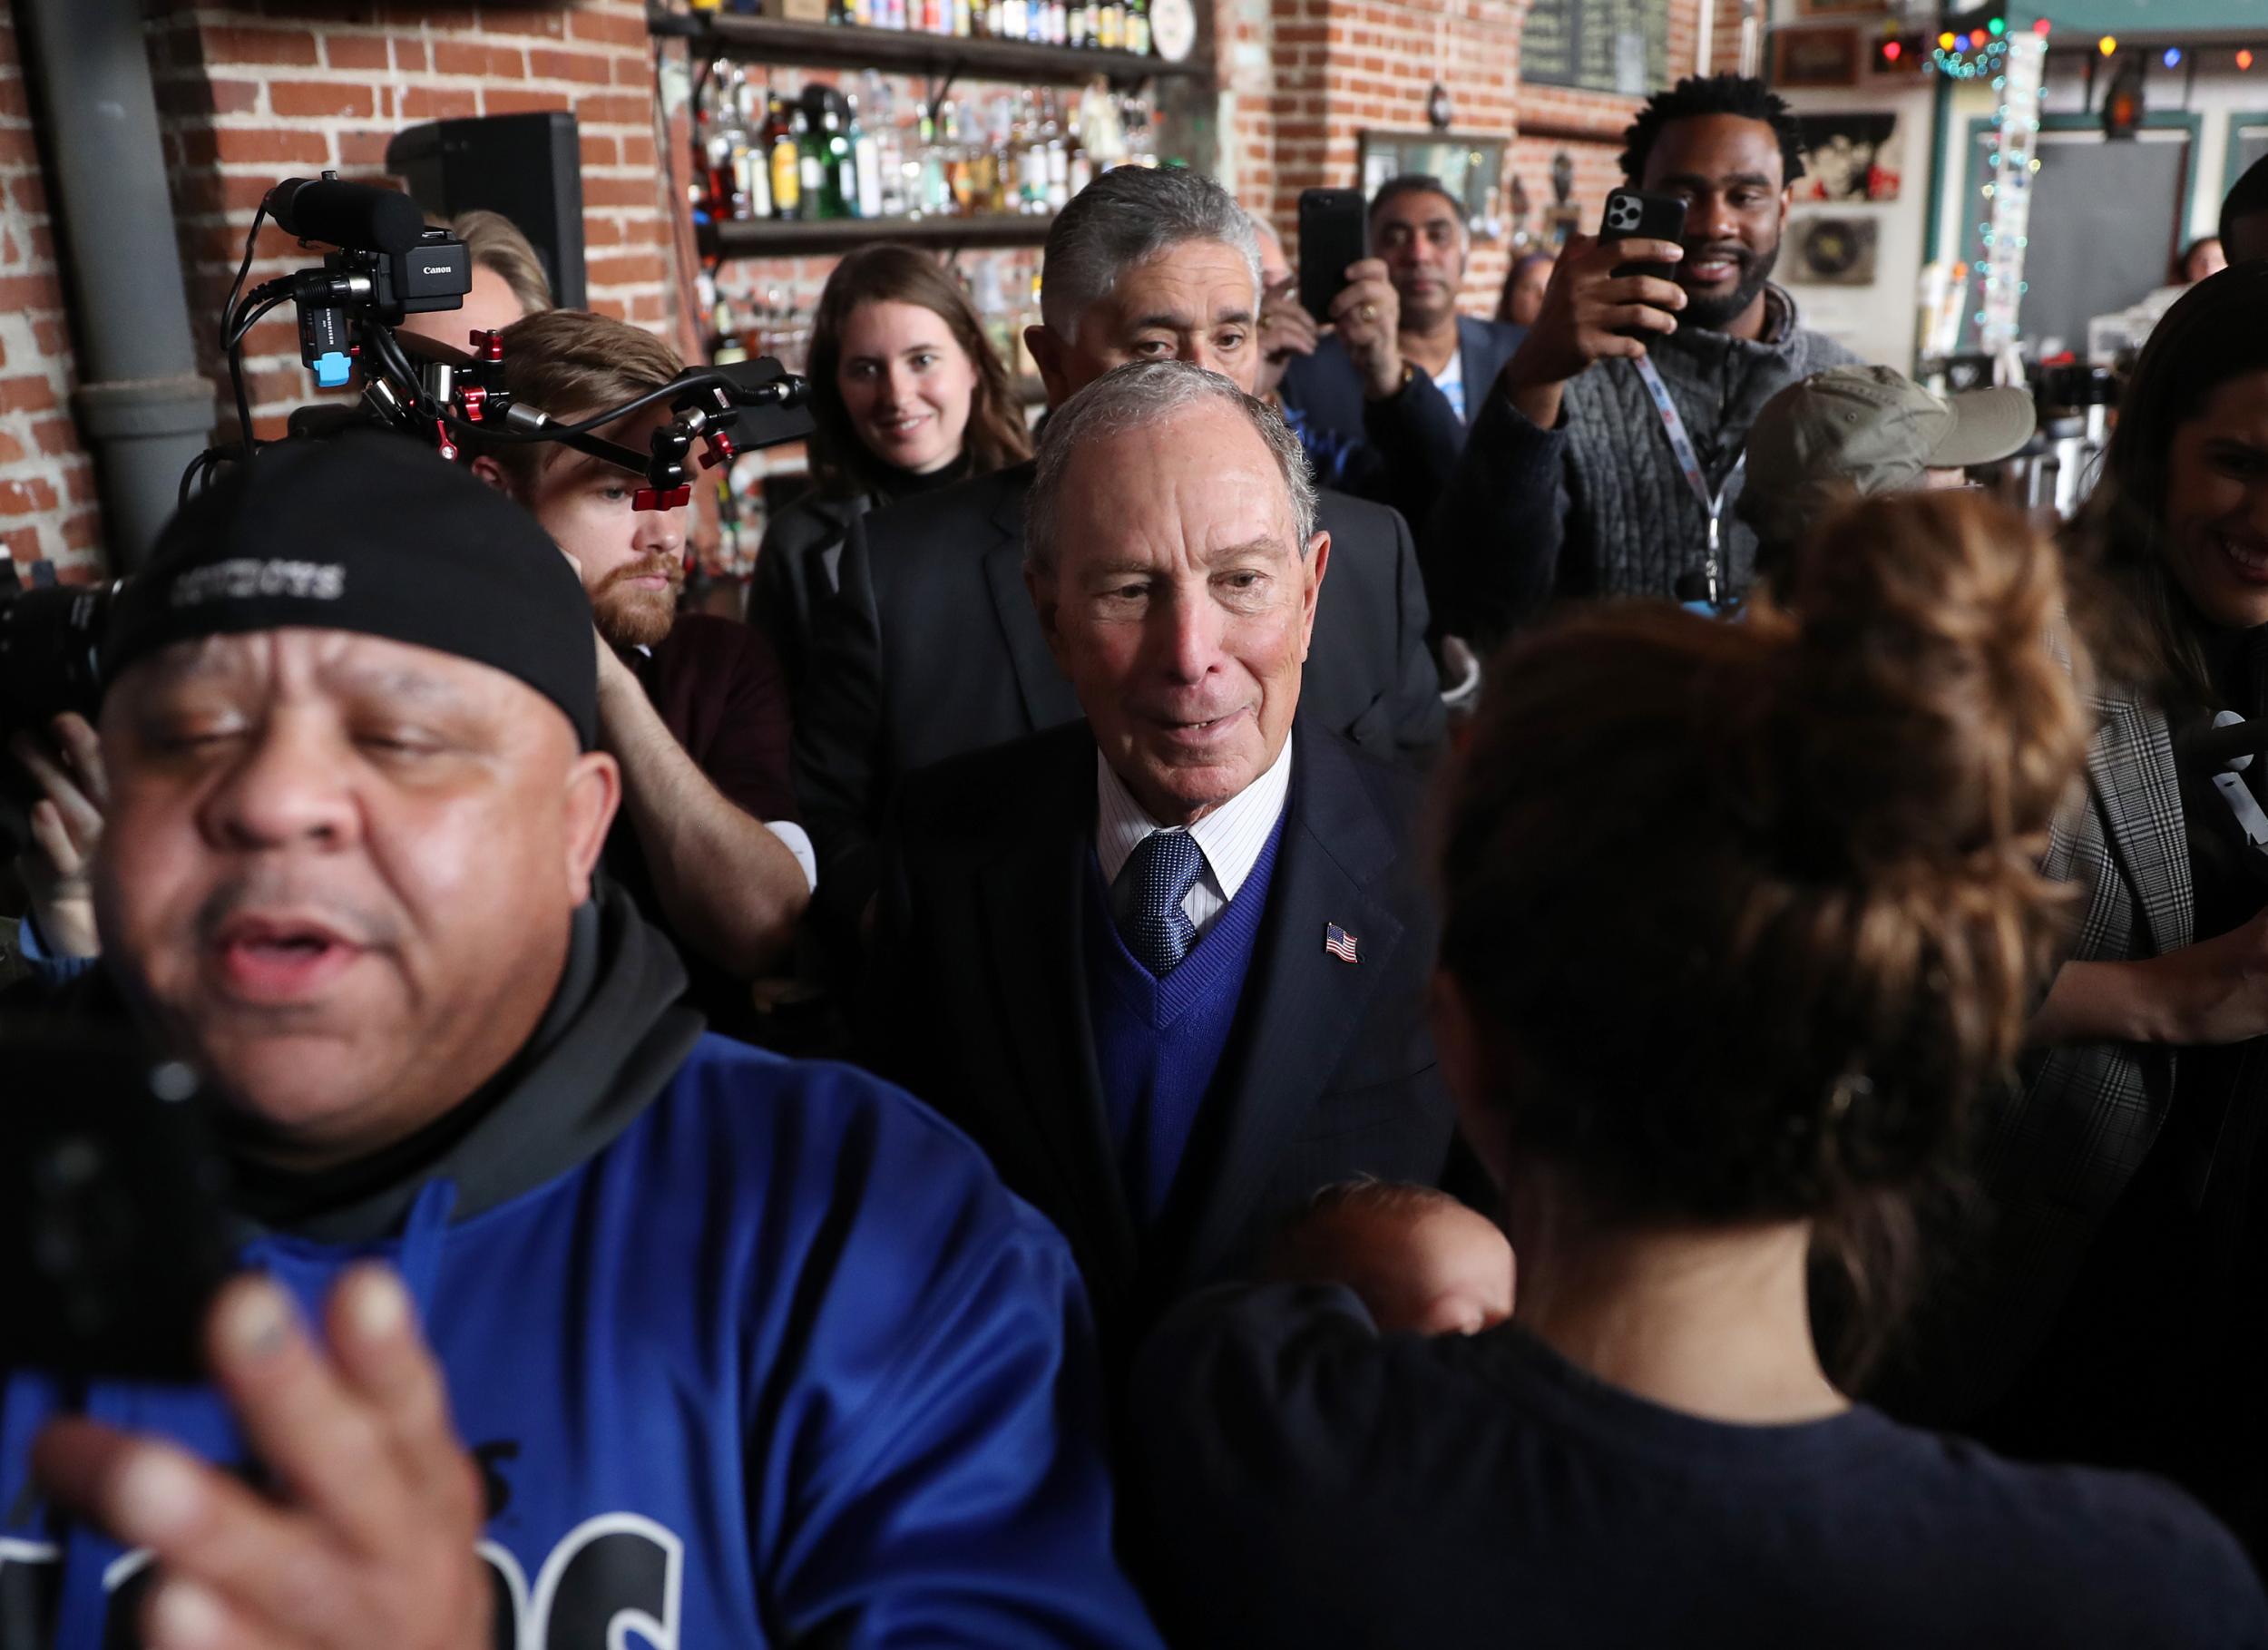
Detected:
[{"left": 1117, "top": 828, "right": 1207, "bottom": 977}]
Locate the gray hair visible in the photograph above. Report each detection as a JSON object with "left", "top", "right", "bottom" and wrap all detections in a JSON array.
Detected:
[
  {"left": 1041, "top": 168, "right": 1263, "bottom": 344},
  {"left": 1025, "top": 359, "right": 1318, "bottom": 571}
]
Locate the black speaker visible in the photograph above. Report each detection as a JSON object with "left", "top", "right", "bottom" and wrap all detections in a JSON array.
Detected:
[{"left": 386, "top": 112, "right": 587, "bottom": 310}]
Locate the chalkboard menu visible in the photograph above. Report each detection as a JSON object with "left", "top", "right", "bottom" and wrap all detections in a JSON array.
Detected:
[{"left": 1521, "top": 0, "right": 1669, "bottom": 95}]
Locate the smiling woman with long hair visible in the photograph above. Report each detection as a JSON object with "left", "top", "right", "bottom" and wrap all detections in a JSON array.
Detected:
[
  {"left": 1941, "top": 261, "right": 2268, "bottom": 1562},
  {"left": 748, "top": 245, "right": 1031, "bottom": 696}
]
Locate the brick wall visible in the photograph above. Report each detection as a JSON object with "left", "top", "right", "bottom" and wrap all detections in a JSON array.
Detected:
[
  {"left": 1227, "top": 0, "right": 1706, "bottom": 318},
  {"left": 0, "top": 9, "right": 103, "bottom": 580},
  {"left": 144, "top": 0, "right": 681, "bottom": 447}
]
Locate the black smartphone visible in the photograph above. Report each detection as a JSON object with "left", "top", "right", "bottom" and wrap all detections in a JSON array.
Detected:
[
  {"left": 1297, "top": 188, "right": 1369, "bottom": 325},
  {"left": 0, "top": 1022, "right": 236, "bottom": 1382},
  {"left": 1598, "top": 186, "right": 1688, "bottom": 296}
]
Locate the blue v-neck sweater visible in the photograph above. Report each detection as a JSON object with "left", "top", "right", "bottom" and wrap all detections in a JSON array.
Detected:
[{"left": 1082, "top": 814, "right": 1287, "bottom": 1225}]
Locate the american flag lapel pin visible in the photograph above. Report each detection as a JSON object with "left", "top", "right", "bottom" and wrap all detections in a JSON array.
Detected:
[{"left": 1324, "top": 923, "right": 1360, "bottom": 964}]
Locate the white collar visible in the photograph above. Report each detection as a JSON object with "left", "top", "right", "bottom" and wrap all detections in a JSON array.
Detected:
[{"left": 1094, "top": 736, "right": 1294, "bottom": 901}]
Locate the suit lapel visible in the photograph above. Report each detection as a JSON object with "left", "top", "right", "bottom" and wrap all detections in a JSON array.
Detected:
[
  {"left": 979, "top": 472, "right": 1082, "bottom": 734},
  {"left": 2085, "top": 693, "right": 2194, "bottom": 957},
  {"left": 1175, "top": 728, "right": 1408, "bottom": 1284},
  {"left": 973, "top": 737, "right": 1140, "bottom": 1295}
]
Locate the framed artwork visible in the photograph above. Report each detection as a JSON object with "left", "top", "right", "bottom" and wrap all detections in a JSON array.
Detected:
[
  {"left": 1789, "top": 216, "right": 1881, "bottom": 285},
  {"left": 1771, "top": 26, "right": 1862, "bottom": 89},
  {"left": 1794, "top": 112, "right": 1903, "bottom": 202},
  {"left": 1355, "top": 132, "right": 1510, "bottom": 239},
  {"left": 1793, "top": 0, "right": 1878, "bottom": 15}
]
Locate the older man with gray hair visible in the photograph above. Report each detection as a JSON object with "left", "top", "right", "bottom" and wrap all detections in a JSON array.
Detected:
[
  {"left": 794, "top": 165, "right": 1444, "bottom": 962},
  {"left": 863, "top": 360, "right": 1462, "bottom": 1366}
]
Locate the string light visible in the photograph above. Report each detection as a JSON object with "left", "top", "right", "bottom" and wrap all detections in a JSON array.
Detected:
[
  {"left": 2241, "top": 48, "right": 2255, "bottom": 71},
  {"left": 2164, "top": 47, "right": 2182, "bottom": 68},
  {"left": 2032, "top": 16, "right": 2050, "bottom": 34},
  {"left": 2098, "top": 34, "right": 2116, "bottom": 55}
]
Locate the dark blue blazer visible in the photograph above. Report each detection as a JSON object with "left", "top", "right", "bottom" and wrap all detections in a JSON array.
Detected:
[
  {"left": 860, "top": 718, "right": 1457, "bottom": 1364},
  {"left": 1278, "top": 315, "right": 1525, "bottom": 530}
]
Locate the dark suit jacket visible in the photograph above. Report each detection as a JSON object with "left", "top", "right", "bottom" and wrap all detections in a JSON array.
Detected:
[
  {"left": 748, "top": 488, "right": 871, "bottom": 700},
  {"left": 862, "top": 718, "right": 1456, "bottom": 1362},
  {"left": 792, "top": 462, "right": 1445, "bottom": 942},
  {"left": 1277, "top": 316, "right": 1524, "bottom": 535}
]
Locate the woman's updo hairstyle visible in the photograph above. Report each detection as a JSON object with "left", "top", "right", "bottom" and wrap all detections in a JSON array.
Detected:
[{"left": 1438, "top": 490, "right": 2089, "bottom": 1226}]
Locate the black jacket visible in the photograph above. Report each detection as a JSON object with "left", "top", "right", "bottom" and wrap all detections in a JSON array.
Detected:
[
  {"left": 793, "top": 463, "right": 1445, "bottom": 942},
  {"left": 1277, "top": 316, "right": 1524, "bottom": 537},
  {"left": 862, "top": 718, "right": 1456, "bottom": 1362}
]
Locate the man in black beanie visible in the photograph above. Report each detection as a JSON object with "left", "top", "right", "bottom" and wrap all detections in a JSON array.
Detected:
[{"left": 1, "top": 433, "right": 1156, "bottom": 1650}]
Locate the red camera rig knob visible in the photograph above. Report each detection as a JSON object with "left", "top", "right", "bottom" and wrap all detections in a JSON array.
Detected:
[
  {"left": 459, "top": 385, "right": 487, "bottom": 424},
  {"left": 432, "top": 419, "right": 458, "bottom": 463},
  {"left": 699, "top": 433, "right": 736, "bottom": 471},
  {"left": 468, "top": 329, "right": 505, "bottom": 363},
  {"left": 631, "top": 483, "right": 692, "bottom": 513}
]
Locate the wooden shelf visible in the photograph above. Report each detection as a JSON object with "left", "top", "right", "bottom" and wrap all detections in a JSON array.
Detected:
[
  {"left": 700, "top": 211, "right": 1053, "bottom": 258},
  {"left": 650, "top": 7, "right": 1197, "bottom": 88}
]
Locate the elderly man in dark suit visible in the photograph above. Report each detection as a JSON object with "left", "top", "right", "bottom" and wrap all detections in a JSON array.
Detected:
[
  {"left": 794, "top": 165, "right": 1443, "bottom": 949},
  {"left": 863, "top": 361, "right": 1459, "bottom": 1362}
]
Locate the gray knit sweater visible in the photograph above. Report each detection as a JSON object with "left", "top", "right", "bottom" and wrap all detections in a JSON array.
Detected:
[{"left": 1423, "top": 286, "right": 1859, "bottom": 641}]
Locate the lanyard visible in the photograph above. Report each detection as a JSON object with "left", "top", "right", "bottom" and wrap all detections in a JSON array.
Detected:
[{"left": 1633, "top": 354, "right": 1745, "bottom": 606}]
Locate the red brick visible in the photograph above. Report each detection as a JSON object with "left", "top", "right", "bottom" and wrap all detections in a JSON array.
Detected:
[
  {"left": 580, "top": 175, "right": 658, "bottom": 209},
  {"left": 0, "top": 273, "right": 61, "bottom": 311},
  {"left": 62, "top": 463, "right": 94, "bottom": 505},
  {"left": 530, "top": 46, "right": 613, "bottom": 84},
  {"left": 30, "top": 417, "right": 77, "bottom": 457},
  {"left": 198, "top": 26, "right": 321, "bottom": 66},
  {"left": 482, "top": 88, "right": 572, "bottom": 116},
  {"left": 567, "top": 7, "right": 650, "bottom": 47},
  {"left": 0, "top": 475, "right": 57, "bottom": 514},
  {"left": 473, "top": 9, "right": 569, "bottom": 38},
  {"left": 62, "top": 511, "right": 102, "bottom": 552},
  {"left": 586, "top": 251, "right": 665, "bottom": 288},
  {"left": 572, "top": 92, "right": 646, "bottom": 126},
  {"left": 205, "top": 127, "right": 333, "bottom": 168},
  {"left": 269, "top": 79, "right": 376, "bottom": 118},
  {"left": 324, "top": 35, "right": 393, "bottom": 72},
  {"left": 433, "top": 40, "right": 525, "bottom": 78},
  {"left": 0, "top": 374, "right": 54, "bottom": 413},
  {"left": 399, "top": 86, "right": 481, "bottom": 121},
  {"left": 0, "top": 430, "right": 25, "bottom": 465},
  {"left": 3, "top": 527, "right": 41, "bottom": 562},
  {"left": 396, "top": 38, "right": 431, "bottom": 73},
  {"left": 31, "top": 317, "right": 66, "bottom": 355},
  {"left": 579, "top": 133, "right": 617, "bottom": 167}
]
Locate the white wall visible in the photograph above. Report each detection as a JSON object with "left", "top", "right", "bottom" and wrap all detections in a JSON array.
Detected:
[{"left": 1776, "top": 76, "right": 1937, "bottom": 366}]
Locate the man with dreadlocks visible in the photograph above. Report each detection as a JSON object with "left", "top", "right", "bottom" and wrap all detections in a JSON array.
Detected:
[{"left": 1423, "top": 73, "right": 1862, "bottom": 644}]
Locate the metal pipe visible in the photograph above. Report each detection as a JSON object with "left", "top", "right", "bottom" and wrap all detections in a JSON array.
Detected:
[{"left": 17, "top": 0, "right": 212, "bottom": 570}]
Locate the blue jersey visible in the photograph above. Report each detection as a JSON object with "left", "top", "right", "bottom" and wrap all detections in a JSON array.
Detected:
[{"left": 0, "top": 1037, "right": 1160, "bottom": 1648}]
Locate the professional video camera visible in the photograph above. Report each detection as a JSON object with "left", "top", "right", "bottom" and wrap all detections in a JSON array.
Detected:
[{"left": 1, "top": 171, "right": 812, "bottom": 842}]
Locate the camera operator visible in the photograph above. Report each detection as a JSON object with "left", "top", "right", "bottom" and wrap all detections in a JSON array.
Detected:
[
  {"left": 465, "top": 308, "right": 811, "bottom": 1032},
  {"left": 1425, "top": 73, "right": 1860, "bottom": 647},
  {"left": 1, "top": 434, "right": 1155, "bottom": 1648}
]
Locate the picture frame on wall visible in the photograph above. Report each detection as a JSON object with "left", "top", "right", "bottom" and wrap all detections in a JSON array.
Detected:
[
  {"left": 1793, "top": 0, "right": 1877, "bottom": 15},
  {"left": 1356, "top": 132, "right": 1510, "bottom": 239},
  {"left": 1771, "top": 26, "right": 1862, "bottom": 90}
]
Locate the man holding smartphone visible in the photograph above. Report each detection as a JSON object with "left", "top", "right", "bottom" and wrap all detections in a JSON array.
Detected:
[{"left": 1423, "top": 73, "right": 1861, "bottom": 645}]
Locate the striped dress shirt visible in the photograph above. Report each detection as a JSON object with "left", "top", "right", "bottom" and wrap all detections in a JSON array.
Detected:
[{"left": 1095, "top": 738, "right": 1294, "bottom": 943}]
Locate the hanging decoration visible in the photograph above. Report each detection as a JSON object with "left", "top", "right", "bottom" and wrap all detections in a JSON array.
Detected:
[
  {"left": 1974, "top": 26, "right": 2045, "bottom": 361},
  {"left": 1929, "top": 15, "right": 2009, "bottom": 79}
]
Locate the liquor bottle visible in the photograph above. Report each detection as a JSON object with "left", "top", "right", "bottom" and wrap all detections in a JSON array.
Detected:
[
  {"left": 1002, "top": 0, "right": 1027, "bottom": 41},
  {"left": 713, "top": 295, "right": 749, "bottom": 366},
  {"left": 767, "top": 93, "right": 804, "bottom": 220},
  {"left": 1097, "top": 0, "right": 1124, "bottom": 51},
  {"left": 796, "top": 102, "right": 831, "bottom": 218},
  {"left": 821, "top": 98, "right": 856, "bottom": 217},
  {"left": 1069, "top": 0, "right": 1090, "bottom": 47},
  {"left": 849, "top": 92, "right": 883, "bottom": 219},
  {"left": 732, "top": 75, "right": 771, "bottom": 220},
  {"left": 1042, "top": 93, "right": 1069, "bottom": 210},
  {"left": 953, "top": 0, "right": 972, "bottom": 35},
  {"left": 1125, "top": 0, "right": 1149, "bottom": 54},
  {"left": 852, "top": 0, "right": 872, "bottom": 24}
]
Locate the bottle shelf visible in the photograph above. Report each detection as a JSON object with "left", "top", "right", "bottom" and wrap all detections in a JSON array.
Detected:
[
  {"left": 700, "top": 210, "right": 1054, "bottom": 258},
  {"left": 650, "top": 7, "right": 1196, "bottom": 89}
]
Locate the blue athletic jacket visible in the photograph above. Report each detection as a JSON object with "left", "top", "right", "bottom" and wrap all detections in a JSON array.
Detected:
[{"left": 0, "top": 894, "right": 1159, "bottom": 1648}]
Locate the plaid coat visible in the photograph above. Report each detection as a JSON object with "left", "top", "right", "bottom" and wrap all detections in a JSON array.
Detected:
[{"left": 1954, "top": 688, "right": 2193, "bottom": 1413}]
